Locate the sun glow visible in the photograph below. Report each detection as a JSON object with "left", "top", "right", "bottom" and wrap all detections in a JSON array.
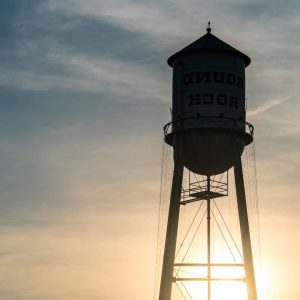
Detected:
[
  {"left": 212, "top": 281, "right": 247, "bottom": 300},
  {"left": 173, "top": 261, "right": 271, "bottom": 300},
  {"left": 157, "top": 165, "right": 265, "bottom": 300},
  {"left": 174, "top": 266, "right": 248, "bottom": 300},
  {"left": 175, "top": 281, "right": 247, "bottom": 300}
]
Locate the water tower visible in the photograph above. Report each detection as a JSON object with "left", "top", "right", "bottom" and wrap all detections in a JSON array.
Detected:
[{"left": 158, "top": 24, "right": 257, "bottom": 300}]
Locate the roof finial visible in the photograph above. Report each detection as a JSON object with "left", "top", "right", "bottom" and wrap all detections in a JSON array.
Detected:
[{"left": 207, "top": 21, "right": 211, "bottom": 33}]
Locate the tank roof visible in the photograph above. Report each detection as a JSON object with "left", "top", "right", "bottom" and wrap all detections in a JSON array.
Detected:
[{"left": 167, "top": 30, "right": 251, "bottom": 67}]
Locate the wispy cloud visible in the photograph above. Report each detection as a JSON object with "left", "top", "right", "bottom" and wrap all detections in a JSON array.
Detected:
[
  {"left": 247, "top": 97, "right": 288, "bottom": 117},
  {"left": 47, "top": 52, "right": 169, "bottom": 102},
  {"left": 1, "top": 52, "right": 169, "bottom": 104}
]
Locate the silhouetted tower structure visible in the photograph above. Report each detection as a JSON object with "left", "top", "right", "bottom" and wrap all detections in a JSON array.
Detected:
[{"left": 159, "top": 24, "right": 257, "bottom": 300}]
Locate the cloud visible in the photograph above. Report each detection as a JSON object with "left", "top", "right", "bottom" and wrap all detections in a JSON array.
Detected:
[
  {"left": 247, "top": 96, "right": 288, "bottom": 117},
  {"left": 46, "top": 52, "right": 169, "bottom": 102},
  {"left": 0, "top": 52, "right": 169, "bottom": 103},
  {"left": 0, "top": 1, "right": 171, "bottom": 102}
]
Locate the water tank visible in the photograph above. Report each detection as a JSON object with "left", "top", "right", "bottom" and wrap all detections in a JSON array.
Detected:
[{"left": 165, "top": 28, "right": 253, "bottom": 175}]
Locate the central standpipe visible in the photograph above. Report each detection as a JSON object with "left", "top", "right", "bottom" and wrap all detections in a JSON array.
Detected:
[{"left": 207, "top": 176, "right": 211, "bottom": 300}]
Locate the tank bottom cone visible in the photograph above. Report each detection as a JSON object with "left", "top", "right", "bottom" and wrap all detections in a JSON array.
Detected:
[{"left": 165, "top": 128, "right": 252, "bottom": 175}]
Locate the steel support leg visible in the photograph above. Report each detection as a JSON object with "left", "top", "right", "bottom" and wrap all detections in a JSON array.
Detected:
[
  {"left": 159, "top": 140, "right": 184, "bottom": 300},
  {"left": 234, "top": 157, "right": 257, "bottom": 300}
]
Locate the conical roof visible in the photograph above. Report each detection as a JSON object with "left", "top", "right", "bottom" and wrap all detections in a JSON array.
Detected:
[{"left": 167, "top": 31, "right": 251, "bottom": 67}]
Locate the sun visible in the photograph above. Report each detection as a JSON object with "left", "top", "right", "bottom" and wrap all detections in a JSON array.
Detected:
[
  {"left": 173, "top": 265, "right": 248, "bottom": 300},
  {"left": 176, "top": 280, "right": 247, "bottom": 300},
  {"left": 173, "top": 262, "right": 270, "bottom": 300},
  {"left": 212, "top": 281, "right": 247, "bottom": 300}
]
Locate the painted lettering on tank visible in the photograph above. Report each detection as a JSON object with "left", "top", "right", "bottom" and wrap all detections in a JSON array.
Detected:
[
  {"left": 203, "top": 93, "right": 213, "bottom": 104},
  {"left": 183, "top": 73, "right": 194, "bottom": 85},
  {"left": 227, "top": 73, "right": 235, "bottom": 85},
  {"left": 188, "top": 93, "right": 240, "bottom": 109},
  {"left": 195, "top": 72, "right": 212, "bottom": 83},
  {"left": 183, "top": 71, "right": 244, "bottom": 89},
  {"left": 213, "top": 72, "right": 225, "bottom": 83},
  {"left": 229, "top": 96, "right": 238, "bottom": 108},
  {"left": 188, "top": 94, "right": 201, "bottom": 106},
  {"left": 217, "top": 94, "right": 227, "bottom": 105}
]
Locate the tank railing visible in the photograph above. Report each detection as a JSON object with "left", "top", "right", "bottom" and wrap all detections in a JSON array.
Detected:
[
  {"left": 163, "top": 115, "right": 254, "bottom": 138},
  {"left": 181, "top": 177, "right": 228, "bottom": 202},
  {"left": 190, "top": 181, "right": 228, "bottom": 194}
]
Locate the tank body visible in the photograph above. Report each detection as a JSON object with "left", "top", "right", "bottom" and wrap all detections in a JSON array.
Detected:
[{"left": 166, "top": 32, "right": 252, "bottom": 175}]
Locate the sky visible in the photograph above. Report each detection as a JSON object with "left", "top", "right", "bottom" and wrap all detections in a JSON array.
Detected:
[{"left": 0, "top": 0, "right": 299, "bottom": 299}]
